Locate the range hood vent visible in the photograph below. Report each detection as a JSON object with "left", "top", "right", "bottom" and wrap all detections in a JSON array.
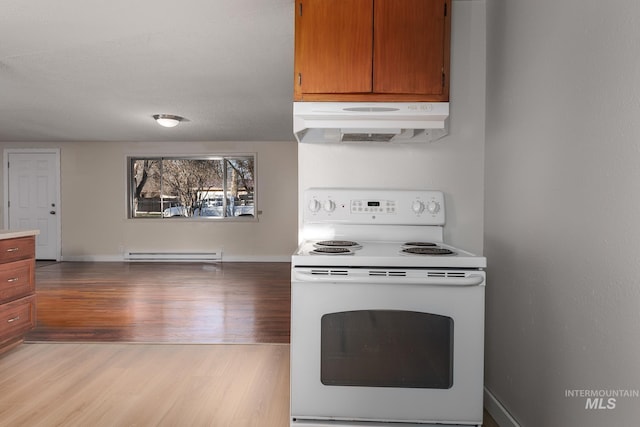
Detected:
[{"left": 293, "top": 102, "right": 449, "bottom": 144}]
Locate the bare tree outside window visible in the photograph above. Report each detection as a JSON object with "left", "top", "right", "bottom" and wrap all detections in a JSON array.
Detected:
[{"left": 128, "top": 156, "right": 255, "bottom": 219}]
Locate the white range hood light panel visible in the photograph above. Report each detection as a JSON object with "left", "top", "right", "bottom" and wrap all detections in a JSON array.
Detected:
[
  {"left": 293, "top": 102, "right": 449, "bottom": 144},
  {"left": 341, "top": 128, "right": 402, "bottom": 134}
]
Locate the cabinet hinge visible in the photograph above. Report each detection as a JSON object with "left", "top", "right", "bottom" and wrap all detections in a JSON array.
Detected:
[
  {"left": 444, "top": 2, "right": 447, "bottom": 17},
  {"left": 442, "top": 70, "right": 446, "bottom": 88}
]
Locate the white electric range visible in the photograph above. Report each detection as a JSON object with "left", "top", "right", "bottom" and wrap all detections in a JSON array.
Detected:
[{"left": 291, "top": 188, "right": 486, "bottom": 427}]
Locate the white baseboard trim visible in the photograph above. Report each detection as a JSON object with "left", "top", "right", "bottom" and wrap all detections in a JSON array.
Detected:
[
  {"left": 125, "top": 251, "right": 221, "bottom": 262},
  {"left": 61, "top": 255, "right": 292, "bottom": 263},
  {"left": 485, "top": 386, "right": 521, "bottom": 427},
  {"left": 61, "top": 255, "right": 123, "bottom": 262}
]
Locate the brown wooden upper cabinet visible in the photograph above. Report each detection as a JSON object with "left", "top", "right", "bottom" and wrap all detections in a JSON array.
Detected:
[{"left": 294, "top": 0, "right": 451, "bottom": 102}]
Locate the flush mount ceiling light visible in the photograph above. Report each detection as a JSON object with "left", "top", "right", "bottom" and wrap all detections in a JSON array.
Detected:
[{"left": 153, "top": 114, "right": 184, "bottom": 128}]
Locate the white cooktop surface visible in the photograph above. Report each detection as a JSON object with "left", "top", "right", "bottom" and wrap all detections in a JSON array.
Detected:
[{"left": 293, "top": 240, "right": 486, "bottom": 269}]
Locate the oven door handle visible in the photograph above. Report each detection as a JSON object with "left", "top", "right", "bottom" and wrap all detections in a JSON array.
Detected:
[
  {"left": 293, "top": 271, "right": 485, "bottom": 286},
  {"left": 435, "top": 274, "right": 485, "bottom": 286}
]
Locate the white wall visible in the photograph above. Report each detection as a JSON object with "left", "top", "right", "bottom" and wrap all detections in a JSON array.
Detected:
[
  {"left": 485, "top": 0, "right": 640, "bottom": 425},
  {"left": 298, "top": 0, "right": 487, "bottom": 254},
  {"left": 1, "top": 140, "right": 298, "bottom": 262}
]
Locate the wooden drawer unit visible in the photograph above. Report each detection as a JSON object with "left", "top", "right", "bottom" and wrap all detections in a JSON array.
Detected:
[
  {"left": 0, "top": 295, "right": 36, "bottom": 345},
  {"left": 0, "top": 236, "right": 35, "bottom": 263},
  {"left": 0, "top": 234, "right": 37, "bottom": 355}
]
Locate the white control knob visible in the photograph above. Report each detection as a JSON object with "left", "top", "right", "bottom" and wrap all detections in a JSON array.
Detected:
[
  {"left": 411, "top": 200, "right": 425, "bottom": 214},
  {"left": 308, "top": 199, "right": 321, "bottom": 213},
  {"left": 426, "top": 201, "right": 441, "bottom": 214},
  {"left": 323, "top": 200, "right": 336, "bottom": 212}
]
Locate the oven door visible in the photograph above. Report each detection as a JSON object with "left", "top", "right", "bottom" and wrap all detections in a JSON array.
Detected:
[{"left": 290, "top": 269, "right": 485, "bottom": 426}]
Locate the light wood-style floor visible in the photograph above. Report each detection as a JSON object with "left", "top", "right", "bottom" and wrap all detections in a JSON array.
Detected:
[
  {"left": 0, "top": 262, "right": 499, "bottom": 426},
  {"left": 0, "top": 343, "right": 290, "bottom": 427}
]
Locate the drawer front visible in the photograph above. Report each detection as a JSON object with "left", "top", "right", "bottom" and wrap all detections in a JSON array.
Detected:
[
  {"left": 0, "top": 237, "right": 35, "bottom": 263},
  {"left": 0, "top": 259, "right": 35, "bottom": 304},
  {"left": 0, "top": 295, "right": 36, "bottom": 344}
]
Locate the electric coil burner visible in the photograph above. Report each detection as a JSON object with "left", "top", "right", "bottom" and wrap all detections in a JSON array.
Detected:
[
  {"left": 401, "top": 241, "right": 455, "bottom": 256},
  {"left": 291, "top": 188, "right": 486, "bottom": 427},
  {"left": 402, "top": 246, "right": 456, "bottom": 256},
  {"left": 311, "top": 240, "right": 361, "bottom": 255},
  {"left": 315, "top": 240, "right": 361, "bottom": 248},
  {"left": 403, "top": 241, "right": 438, "bottom": 247},
  {"left": 310, "top": 247, "right": 355, "bottom": 255}
]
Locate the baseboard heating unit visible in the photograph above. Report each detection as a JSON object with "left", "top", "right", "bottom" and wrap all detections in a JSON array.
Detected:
[{"left": 125, "top": 251, "right": 222, "bottom": 262}]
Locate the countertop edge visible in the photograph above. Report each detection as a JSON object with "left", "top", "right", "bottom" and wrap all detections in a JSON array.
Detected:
[{"left": 0, "top": 229, "right": 40, "bottom": 240}]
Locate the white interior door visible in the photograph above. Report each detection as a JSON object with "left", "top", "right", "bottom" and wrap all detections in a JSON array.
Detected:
[{"left": 5, "top": 150, "right": 61, "bottom": 260}]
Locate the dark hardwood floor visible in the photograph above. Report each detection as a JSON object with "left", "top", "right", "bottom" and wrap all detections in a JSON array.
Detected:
[{"left": 27, "top": 261, "right": 291, "bottom": 343}]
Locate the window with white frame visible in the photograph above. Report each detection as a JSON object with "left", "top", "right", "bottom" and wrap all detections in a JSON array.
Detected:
[{"left": 128, "top": 155, "right": 255, "bottom": 219}]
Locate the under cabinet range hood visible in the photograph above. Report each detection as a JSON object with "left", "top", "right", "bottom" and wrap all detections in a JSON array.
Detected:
[{"left": 293, "top": 102, "right": 449, "bottom": 144}]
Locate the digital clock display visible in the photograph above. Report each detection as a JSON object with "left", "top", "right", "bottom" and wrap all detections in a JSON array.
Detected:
[{"left": 367, "top": 201, "right": 380, "bottom": 207}]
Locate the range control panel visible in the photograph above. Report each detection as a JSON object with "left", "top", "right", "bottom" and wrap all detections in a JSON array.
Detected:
[
  {"left": 351, "top": 199, "right": 397, "bottom": 214},
  {"left": 304, "top": 188, "right": 445, "bottom": 225}
]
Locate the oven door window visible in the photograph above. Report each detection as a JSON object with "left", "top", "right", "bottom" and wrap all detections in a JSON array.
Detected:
[{"left": 321, "top": 310, "right": 453, "bottom": 389}]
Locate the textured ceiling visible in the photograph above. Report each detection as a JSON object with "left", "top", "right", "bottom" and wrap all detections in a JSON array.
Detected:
[{"left": 0, "top": 0, "right": 295, "bottom": 142}]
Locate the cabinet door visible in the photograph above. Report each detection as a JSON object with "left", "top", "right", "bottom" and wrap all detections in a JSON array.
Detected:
[
  {"left": 373, "top": 0, "right": 449, "bottom": 97},
  {"left": 294, "top": 0, "right": 373, "bottom": 98}
]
